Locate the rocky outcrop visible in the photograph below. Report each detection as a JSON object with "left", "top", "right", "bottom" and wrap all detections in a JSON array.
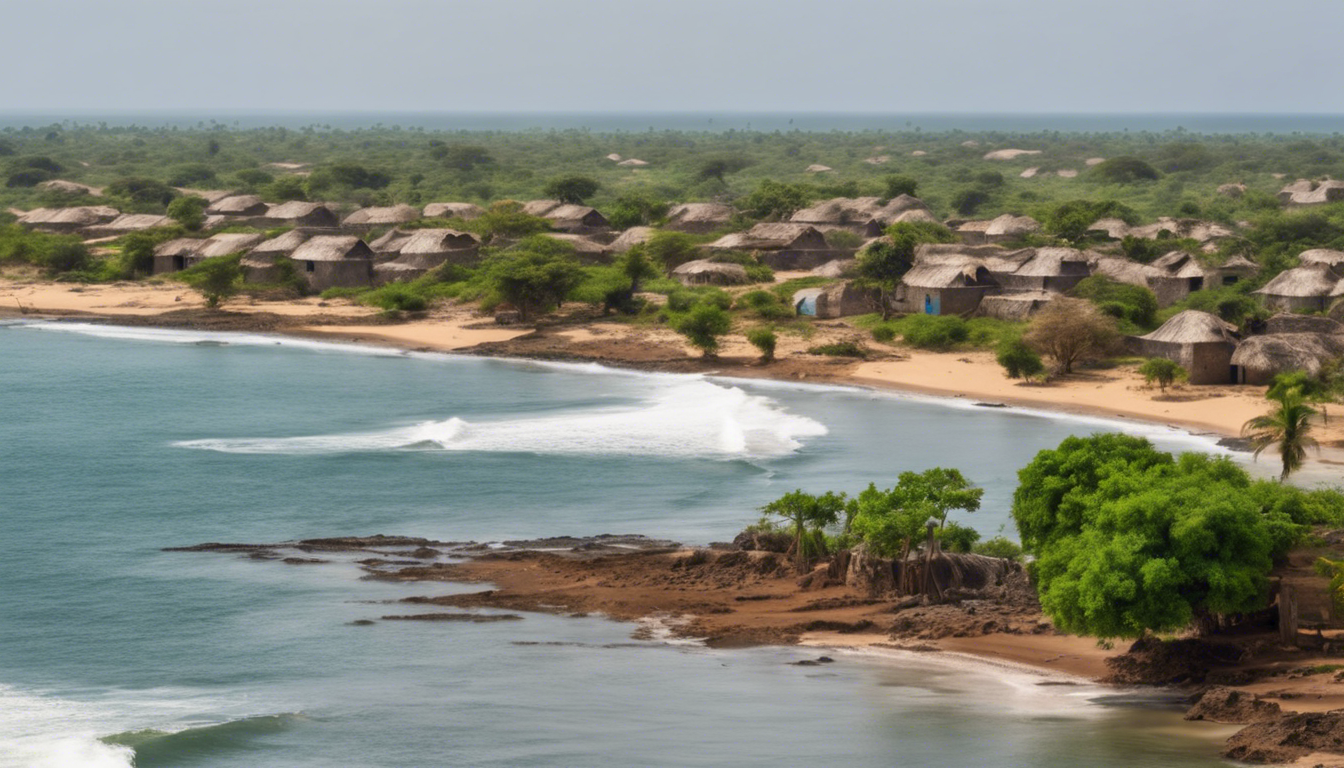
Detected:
[
  {"left": 1223, "top": 711, "right": 1344, "bottom": 764},
  {"left": 1185, "top": 687, "right": 1282, "bottom": 724},
  {"left": 1105, "top": 636, "right": 1248, "bottom": 686},
  {"left": 733, "top": 529, "right": 792, "bottom": 553},
  {"left": 845, "top": 544, "right": 896, "bottom": 596}
]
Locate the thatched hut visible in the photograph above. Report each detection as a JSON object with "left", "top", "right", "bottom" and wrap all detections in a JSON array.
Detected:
[
  {"left": 609, "top": 226, "right": 654, "bottom": 253},
  {"left": 241, "top": 230, "right": 310, "bottom": 283},
  {"left": 1147, "top": 251, "right": 1209, "bottom": 305},
  {"left": 1254, "top": 264, "right": 1344, "bottom": 313},
  {"left": 1211, "top": 254, "right": 1261, "bottom": 287},
  {"left": 152, "top": 238, "right": 203, "bottom": 274},
  {"left": 38, "top": 179, "right": 100, "bottom": 196},
  {"left": 423, "top": 202, "right": 485, "bottom": 220},
  {"left": 984, "top": 214, "right": 1040, "bottom": 243},
  {"left": 665, "top": 202, "right": 735, "bottom": 233},
  {"left": 1299, "top": 249, "right": 1344, "bottom": 268},
  {"left": 288, "top": 235, "right": 374, "bottom": 290},
  {"left": 17, "top": 206, "right": 120, "bottom": 233},
  {"left": 545, "top": 233, "right": 613, "bottom": 264},
  {"left": 522, "top": 201, "right": 610, "bottom": 232},
  {"left": 261, "top": 201, "right": 340, "bottom": 229},
  {"left": 371, "top": 228, "right": 481, "bottom": 284},
  {"left": 977, "top": 291, "right": 1055, "bottom": 321},
  {"left": 340, "top": 205, "right": 421, "bottom": 230},
  {"left": 812, "top": 259, "right": 856, "bottom": 278},
  {"left": 707, "top": 223, "right": 840, "bottom": 270},
  {"left": 205, "top": 195, "right": 268, "bottom": 217},
  {"left": 1087, "top": 217, "right": 1233, "bottom": 246},
  {"left": 791, "top": 281, "right": 880, "bottom": 318},
  {"left": 955, "top": 219, "right": 993, "bottom": 245},
  {"left": 1129, "top": 310, "right": 1240, "bottom": 384},
  {"left": 196, "top": 232, "right": 265, "bottom": 260},
  {"left": 82, "top": 213, "right": 173, "bottom": 237},
  {"left": 1000, "top": 247, "right": 1090, "bottom": 293},
  {"left": 791, "top": 197, "right": 932, "bottom": 236},
  {"left": 1090, "top": 256, "right": 1165, "bottom": 289},
  {"left": 1279, "top": 179, "right": 1344, "bottom": 207},
  {"left": 894, "top": 263, "right": 998, "bottom": 316},
  {"left": 914, "top": 244, "right": 1035, "bottom": 284},
  {"left": 673, "top": 260, "right": 749, "bottom": 286},
  {"left": 1231, "top": 333, "right": 1344, "bottom": 385}
]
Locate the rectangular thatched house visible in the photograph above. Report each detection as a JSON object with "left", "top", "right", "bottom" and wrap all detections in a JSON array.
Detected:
[
  {"left": 259, "top": 201, "right": 340, "bottom": 230},
  {"left": 371, "top": 229, "right": 482, "bottom": 285},
  {"left": 17, "top": 206, "right": 120, "bottom": 233},
  {"left": 894, "top": 263, "right": 998, "bottom": 316},
  {"left": 340, "top": 205, "right": 421, "bottom": 231},
  {"left": 1128, "top": 310, "right": 1240, "bottom": 385},
  {"left": 423, "top": 202, "right": 485, "bottom": 220},
  {"left": 1254, "top": 264, "right": 1344, "bottom": 313},
  {"left": 288, "top": 235, "right": 374, "bottom": 290},
  {"left": 707, "top": 223, "right": 843, "bottom": 270},
  {"left": 664, "top": 203, "right": 735, "bottom": 233},
  {"left": 999, "top": 247, "right": 1090, "bottom": 294}
]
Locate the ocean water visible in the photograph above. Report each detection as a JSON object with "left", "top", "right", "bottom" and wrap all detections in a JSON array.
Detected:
[{"left": 0, "top": 321, "right": 1256, "bottom": 767}]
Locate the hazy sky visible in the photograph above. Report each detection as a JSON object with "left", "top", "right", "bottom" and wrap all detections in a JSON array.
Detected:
[{"left": 3, "top": 0, "right": 1341, "bottom": 114}]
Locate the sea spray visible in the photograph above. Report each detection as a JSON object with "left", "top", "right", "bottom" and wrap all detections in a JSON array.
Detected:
[{"left": 173, "top": 380, "right": 829, "bottom": 459}]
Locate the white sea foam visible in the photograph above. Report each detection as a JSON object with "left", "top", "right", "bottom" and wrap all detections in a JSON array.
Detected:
[
  {"left": 174, "top": 380, "right": 829, "bottom": 458},
  {"left": 0, "top": 685, "right": 134, "bottom": 768}
]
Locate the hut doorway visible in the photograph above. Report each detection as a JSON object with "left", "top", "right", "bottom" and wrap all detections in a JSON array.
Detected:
[
  {"left": 172, "top": 255, "right": 185, "bottom": 271},
  {"left": 923, "top": 294, "right": 939, "bottom": 315}
]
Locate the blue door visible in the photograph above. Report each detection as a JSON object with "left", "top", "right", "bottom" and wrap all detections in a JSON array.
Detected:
[{"left": 924, "top": 294, "right": 940, "bottom": 315}]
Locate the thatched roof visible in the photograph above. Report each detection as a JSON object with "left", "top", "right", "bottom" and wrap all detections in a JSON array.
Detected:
[
  {"left": 341, "top": 205, "right": 421, "bottom": 227},
  {"left": 666, "top": 202, "right": 734, "bottom": 226},
  {"left": 250, "top": 230, "right": 309, "bottom": 256},
  {"left": 891, "top": 209, "right": 940, "bottom": 225},
  {"left": 1140, "top": 310, "right": 1238, "bottom": 345},
  {"left": 672, "top": 260, "right": 749, "bottom": 284},
  {"left": 196, "top": 233, "right": 265, "bottom": 259},
  {"left": 38, "top": 179, "right": 100, "bottom": 196},
  {"left": 605, "top": 153, "right": 622, "bottom": 162},
  {"left": 1299, "top": 249, "right": 1344, "bottom": 268},
  {"left": 1280, "top": 179, "right": 1344, "bottom": 206},
  {"left": 398, "top": 229, "right": 479, "bottom": 254},
  {"left": 978, "top": 292, "right": 1055, "bottom": 321},
  {"left": 1089, "top": 256, "right": 1165, "bottom": 286},
  {"left": 617, "top": 158, "right": 648, "bottom": 167},
  {"left": 290, "top": 235, "right": 372, "bottom": 262},
  {"left": 1088, "top": 217, "right": 1233, "bottom": 243},
  {"left": 522, "top": 200, "right": 563, "bottom": 216},
  {"left": 1254, "top": 263, "right": 1344, "bottom": 298},
  {"left": 708, "top": 223, "right": 825, "bottom": 251},
  {"left": 1231, "top": 333, "right": 1344, "bottom": 376},
  {"left": 984, "top": 214, "right": 1040, "bottom": 238},
  {"left": 1151, "top": 251, "right": 1208, "bottom": 279},
  {"left": 154, "top": 238, "right": 202, "bottom": 258},
  {"left": 1220, "top": 254, "right": 1261, "bottom": 273},
  {"left": 915, "top": 244, "right": 1035, "bottom": 273},
  {"left": 206, "top": 195, "right": 267, "bottom": 216},
  {"left": 84, "top": 213, "right": 173, "bottom": 235},
  {"left": 812, "top": 259, "right": 856, "bottom": 278},
  {"left": 792, "top": 197, "right": 889, "bottom": 225},
  {"left": 1217, "top": 183, "right": 1247, "bottom": 199},
  {"left": 804, "top": 164, "right": 833, "bottom": 173},
  {"left": 983, "top": 149, "right": 1041, "bottom": 160},
  {"left": 368, "top": 228, "right": 412, "bottom": 254},
  {"left": 423, "top": 202, "right": 484, "bottom": 220},
  {"left": 18, "top": 206, "right": 119, "bottom": 226},
  {"left": 902, "top": 263, "right": 994, "bottom": 289},
  {"left": 1013, "top": 247, "right": 1089, "bottom": 277},
  {"left": 543, "top": 233, "right": 610, "bottom": 257},
  {"left": 957, "top": 220, "right": 992, "bottom": 235},
  {"left": 267, "top": 201, "right": 337, "bottom": 221},
  {"left": 547, "top": 204, "right": 604, "bottom": 223},
  {"left": 610, "top": 226, "right": 654, "bottom": 253}
]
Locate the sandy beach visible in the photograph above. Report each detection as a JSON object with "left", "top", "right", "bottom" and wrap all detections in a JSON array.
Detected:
[{"left": 7, "top": 278, "right": 1344, "bottom": 461}]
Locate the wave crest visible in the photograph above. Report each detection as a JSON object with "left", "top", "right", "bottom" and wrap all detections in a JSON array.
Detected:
[{"left": 174, "top": 381, "right": 827, "bottom": 459}]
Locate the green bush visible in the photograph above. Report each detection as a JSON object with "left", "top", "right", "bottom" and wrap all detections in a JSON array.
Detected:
[
  {"left": 884, "top": 175, "right": 918, "bottom": 198},
  {"left": 973, "top": 536, "right": 1024, "bottom": 562},
  {"left": 1138, "top": 357, "right": 1186, "bottom": 392},
  {"left": 1070, "top": 275, "right": 1158, "bottom": 329},
  {"left": 871, "top": 325, "right": 896, "bottom": 343},
  {"left": 997, "top": 338, "right": 1045, "bottom": 380},
  {"left": 936, "top": 521, "right": 981, "bottom": 553},
  {"left": 1091, "top": 157, "right": 1161, "bottom": 184},
  {"left": 362, "top": 283, "right": 429, "bottom": 312},
  {"left": 735, "top": 289, "right": 792, "bottom": 319},
  {"left": 45, "top": 242, "right": 92, "bottom": 274},
  {"left": 673, "top": 303, "right": 732, "bottom": 357},
  {"left": 898, "top": 315, "right": 969, "bottom": 350},
  {"left": 747, "top": 326, "right": 777, "bottom": 362}
]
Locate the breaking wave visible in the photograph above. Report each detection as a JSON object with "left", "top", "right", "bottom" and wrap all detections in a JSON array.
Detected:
[{"left": 174, "top": 380, "right": 828, "bottom": 459}]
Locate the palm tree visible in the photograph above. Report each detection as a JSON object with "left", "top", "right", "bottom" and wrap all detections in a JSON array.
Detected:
[{"left": 1242, "top": 391, "right": 1319, "bottom": 481}]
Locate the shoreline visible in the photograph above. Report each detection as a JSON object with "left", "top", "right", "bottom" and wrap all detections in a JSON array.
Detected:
[{"left": 5, "top": 285, "right": 1343, "bottom": 476}]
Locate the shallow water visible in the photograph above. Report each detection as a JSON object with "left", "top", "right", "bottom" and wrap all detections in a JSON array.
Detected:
[{"left": 0, "top": 321, "right": 1250, "bottom": 766}]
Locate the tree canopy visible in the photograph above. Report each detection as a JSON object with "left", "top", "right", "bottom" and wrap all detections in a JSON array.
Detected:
[
  {"left": 542, "top": 175, "right": 600, "bottom": 205},
  {"left": 482, "top": 239, "right": 584, "bottom": 320}
]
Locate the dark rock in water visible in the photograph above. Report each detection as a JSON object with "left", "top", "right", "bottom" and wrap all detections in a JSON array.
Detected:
[
  {"left": 407, "top": 547, "right": 441, "bottom": 559},
  {"left": 348, "top": 619, "right": 376, "bottom": 626},
  {"left": 1223, "top": 711, "right": 1344, "bottom": 764},
  {"left": 792, "top": 660, "right": 821, "bottom": 666},
  {"left": 1185, "top": 687, "right": 1282, "bottom": 724},
  {"left": 282, "top": 557, "right": 328, "bottom": 565},
  {"left": 733, "top": 529, "right": 792, "bottom": 553},
  {"left": 1217, "top": 436, "right": 1255, "bottom": 453},
  {"left": 817, "top": 656, "right": 835, "bottom": 663},
  {"left": 381, "top": 613, "right": 523, "bottom": 622},
  {"left": 973, "top": 402, "right": 1008, "bottom": 408}
]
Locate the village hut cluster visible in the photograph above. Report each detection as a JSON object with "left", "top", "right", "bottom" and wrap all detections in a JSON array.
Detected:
[{"left": 12, "top": 181, "right": 1344, "bottom": 383}]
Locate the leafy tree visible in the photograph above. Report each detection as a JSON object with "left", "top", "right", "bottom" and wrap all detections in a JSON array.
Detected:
[
  {"left": 883, "top": 175, "right": 919, "bottom": 199},
  {"left": 617, "top": 243, "right": 658, "bottom": 293},
  {"left": 1012, "top": 435, "right": 1313, "bottom": 639},
  {"left": 325, "top": 163, "right": 391, "bottom": 189},
  {"left": 1023, "top": 297, "right": 1120, "bottom": 374},
  {"left": 1243, "top": 391, "right": 1319, "bottom": 481},
  {"left": 747, "top": 326, "right": 777, "bottom": 363},
  {"left": 105, "top": 177, "right": 178, "bottom": 210},
  {"left": 997, "top": 337, "right": 1045, "bottom": 380},
  {"left": 607, "top": 192, "right": 668, "bottom": 229},
  {"left": 482, "top": 245, "right": 584, "bottom": 321},
  {"left": 973, "top": 536, "right": 1023, "bottom": 562},
  {"left": 857, "top": 221, "right": 956, "bottom": 318},
  {"left": 167, "top": 195, "right": 208, "bottom": 231},
  {"left": 849, "top": 468, "right": 982, "bottom": 562},
  {"left": 973, "top": 170, "right": 1004, "bottom": 188},
  {"left": 1139, "top": 357, "right": 1185, "bottom": 393},
  {"left": 1092, "top": 156, "right": 1161, "bottom": 184},
  {"left": 45, "top": 242, "right": 91, "bottom": 274},
  {"left": 118, "top": 231, "right": 168, "bottom": 277},
  {"left": 206, "top": 138, "right": 221, "bottom": 156},
  {"left": 1070, "top": 275, "right": 1158, "bottom": 329},
  {"left": 262, "top": 176, "right": 307, "bottom": 202},
  {"left": 542, "top": 175, "right": 599, "bottom": 205},
  {"left": 182, "top": 256, "right": 241, "bottom": 308},
  {"left": 741, "top": 179, "right": 811, "bottom": 219},
  {"left": 644, "top": 230, "right": 700, "bottom": 276},
  {"left": 761, "top": 489, "right": 847, "bottom": 569},
  {"left": 936, "top": 521, "right": 981, "bottom": 553},
  {"left": 697, "top": 156, "right": 750, "bottom": 183},
  {"left": 1042, "top": 200, "right": 1134, "bottom": 243},
  {"left": 673, "top": 302, "right": 732, "bottom": 358},
  {"left": 434, "top": 144, "right": 493, "bottom": 172},
  {"left": 233, "top": 168, "right": 274, "bottom": 190},
  {"left": 166, "top": 163, "right": 218, "bottom": 187},
  {"left": 950, "top": 187, "right": 990, "bottom": 215},
  {"left": 473, "top": 200, "right": 552, "bottom": 240}
]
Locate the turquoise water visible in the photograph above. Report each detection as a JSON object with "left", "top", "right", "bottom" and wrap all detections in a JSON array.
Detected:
[{"left": 0, "top": 321, "right": 1247, "bottom": 766}]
